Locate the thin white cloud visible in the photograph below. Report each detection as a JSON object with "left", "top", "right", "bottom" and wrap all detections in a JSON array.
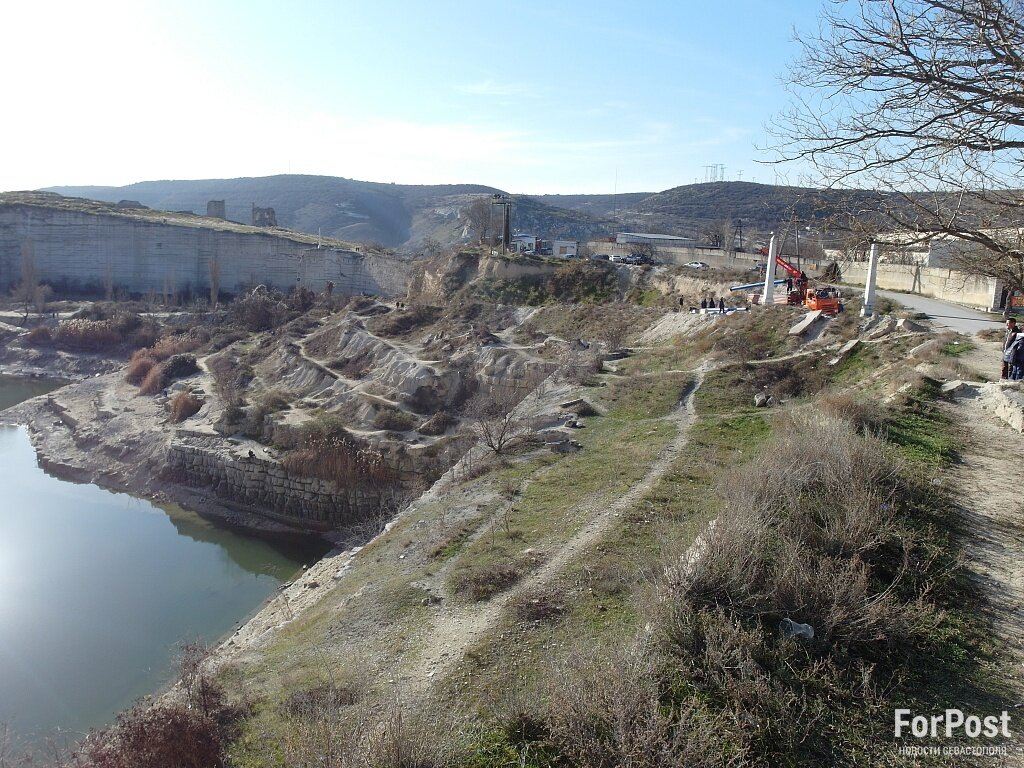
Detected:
[{"left": 455, "top": 79, "right": 541, "bottom": 98}]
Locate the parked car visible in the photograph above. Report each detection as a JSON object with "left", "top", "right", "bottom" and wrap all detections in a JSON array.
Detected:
[
  {"left": 684, "top": 261, "right": 710, "bottom": 269},
  {"left": 592, "top": 253, "right": 611, "bottom": 261}
]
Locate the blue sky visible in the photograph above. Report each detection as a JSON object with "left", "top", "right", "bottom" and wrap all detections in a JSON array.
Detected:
[{"left": 2, "top": 0, "right": 824, "bottom": 194}]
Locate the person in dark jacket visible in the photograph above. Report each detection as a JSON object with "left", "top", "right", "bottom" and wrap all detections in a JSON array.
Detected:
[
  {"left": 718, "top": 297, "right": 725, "bottom": 312},
  {"left": 1003, "top": 318, "right": 1020, "bottom": 379}
]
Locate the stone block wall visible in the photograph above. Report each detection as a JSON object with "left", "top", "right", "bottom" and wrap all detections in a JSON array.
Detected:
[{"left": 166, "top": 438, "right": 384, "bottom": 528}]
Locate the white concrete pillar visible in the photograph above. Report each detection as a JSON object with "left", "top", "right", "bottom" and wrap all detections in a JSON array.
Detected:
[
  {"left": 761, "top": 233, "right": 778, "bottom": 305},
  {"left": 861, "top": 241, "right": 880, "bottom": 317}
]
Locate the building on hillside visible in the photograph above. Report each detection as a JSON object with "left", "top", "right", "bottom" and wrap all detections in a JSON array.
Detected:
[
  {"left": 552, "top": 240, "right": 579, "bottom": 258},
  {"left": 511, "top": 234, "right": 538, "bottom": 253}
]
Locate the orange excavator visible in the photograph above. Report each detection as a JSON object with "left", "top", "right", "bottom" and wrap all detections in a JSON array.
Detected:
[{"left": 758, "top": 249, "right": 843, "bottom": 314}]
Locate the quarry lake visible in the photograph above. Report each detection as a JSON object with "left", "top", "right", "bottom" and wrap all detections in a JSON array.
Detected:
[{"left": 0, "top": 393, "right": 323, "bottom": 746}]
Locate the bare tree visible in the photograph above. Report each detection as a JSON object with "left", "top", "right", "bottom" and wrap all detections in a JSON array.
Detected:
[
  {"left": 14, "top": 242, "right": 39, "bottom": 326},
  {"left": 772, "top": 0, "right": 1024, "bottom": 298},
  {"left": 466, "top": 383, "right": 534, "bottom": 455},
  {"left": 464, "top": 197, "right": 492, "bottom": 244}
]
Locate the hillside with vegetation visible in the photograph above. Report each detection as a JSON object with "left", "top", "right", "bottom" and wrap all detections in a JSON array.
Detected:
[{"left": 3, "top": 249, "right": 1021, "bottom": 766}]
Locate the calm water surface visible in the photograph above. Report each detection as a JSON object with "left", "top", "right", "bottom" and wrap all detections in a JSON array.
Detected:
[{"left": 0, "top": 379, "right": 323, "bottom": 746}]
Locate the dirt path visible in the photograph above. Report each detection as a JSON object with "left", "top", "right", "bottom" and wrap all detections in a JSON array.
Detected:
[
  {"left": 397, "top": 364, "right": 708, "bottom": 700},
  {"left": 947, "top": 396, "right": 1024, "bottom": 759}
]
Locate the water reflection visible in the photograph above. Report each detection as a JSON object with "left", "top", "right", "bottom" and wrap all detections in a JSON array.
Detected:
[{"left": 0, "top": 424, "right": 316, "bottom": 746}]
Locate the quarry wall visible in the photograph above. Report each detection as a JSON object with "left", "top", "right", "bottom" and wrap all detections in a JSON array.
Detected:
[
  {"left": 0, "top": 204, "right": 412, "bottom": 298},
  {"left": 166, "top": 437, "right": 411, "bottom": 529}
]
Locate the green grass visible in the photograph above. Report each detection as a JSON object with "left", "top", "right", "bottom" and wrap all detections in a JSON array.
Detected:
[
  {"left": 885, "top": 379, "right": 958, "bottom": 466},
  {"left": 445, "top": 372, "right": 690, "bottom": 601},
  {"left": 940, "top": 338, "right": 975, "bottom": 357}
]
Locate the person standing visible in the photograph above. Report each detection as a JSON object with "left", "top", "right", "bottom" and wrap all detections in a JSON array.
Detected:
[
  {"left": 700, "top": 297, "right": 708, "bottom": 310},
  {"left": 718, "top": 297, "right": 725, "bottom": 312},
  {"left": 1002, "top": 317, "right": 1020, "bottom": 379}
]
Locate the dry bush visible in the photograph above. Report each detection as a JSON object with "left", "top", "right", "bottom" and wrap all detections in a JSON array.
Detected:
[
  {"left": 25, "top": 325, "right": 52, "bottom": 345},
  {"left": 282, "top": 417, "right": 398, "bottom": 492},
  {"left": 269, "top": 697, "right": 449, "bottom": 768},
  {"left": 416, "top": 411, "right": 457, "bottom": 436},
  {"left": 149, "top": 332, "right": 202, "bottom": 361},
  {"left": 545, "top": 643, "right": 718, "bottom": 768},
  {"left": 816, "top": 391, "right": 890, "bottom": 435},
  {"left": 451, "top": 561, "right": 523, "bottom": 601},
  {"left": 977, "top": 328, "right": 1003, "bottom": 342},
  {"left": 368, "top": 304, "right": 442, "bottom": 337},
  {"left": 170, "top": 392, "right": 203, "bottom": 423},
  {"left": 138, "top": 364, "right": 166, "bottom": 395},
  {"left": 59, "top": 704, "right": 225, "bottom": 768},
  {"left": 229, "top": 287, "right": 287, "bottom": 331},
  {"left": 374, "top": 408, "right": 417, "bottom": 432},
  {"left": 53, "top": 319, "right": 121, "bottom": 350},
  {"left": 282, "top": 683, "right": 361, "bottom": 720},
  {"left": 257, "top": 388, "right": 292, "bottom": 415},
  {"left": 511, "top": 587, "right": 568, "bottom": 623},
  {"left": 138, "top": 354, "right": 199, "bottom": 395},
  {"left": 676, "top": 412, "right": 932, "bottom": 647},
  {"left": 125, "top": 352, "right": 157, "bottom": 385}
]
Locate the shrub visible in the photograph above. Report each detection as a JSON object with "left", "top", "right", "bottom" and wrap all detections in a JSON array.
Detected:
[
  {"left": 369, "top": 304, "right": 442, "bottom": 336},
  {"left": 138, "top": 364, "right": 166, "bottom": 396},
  {"left": 417, "top": 411, "right": 457, "bottom": 436},
  {"left": 125, "top": 353, "right": 157, "bottom": 385},
  {"left": 674, "top": 412, "right": 931, "bottom": 648},
  {"left": 150, "top": 332, "right": 201, "bottom": 361},
  {"left": 373, "top": 407, "right": 417, "bottom": 432},
  {"left": 281, "top": 418, "right": 397, "bottom": 491},
  {"left": 281, "top": 683, "right": 360, "bottom": 719},
  {"left": 25, "top": 325, "right": 52, "bottom": 345},
  {"left": 53, "top": 319, "right": 121, "bottom": 350},
  {"left": 170, "top": 392, "right": 203, "bottom": 423},
  {"left": 229, "top": 287, "right": 286, "bottom": 331},
  {"left": 163, "top": 353, "right": 199, "bottom": 381},
  {"left": 61, "top": 703, "right": 225, "bottom": 768},
  {"left": 544, "top": 261, "right": 617, "bottom": 303},
  {"left": 451, "top": 561, "right": 523, "bottom": 601}
]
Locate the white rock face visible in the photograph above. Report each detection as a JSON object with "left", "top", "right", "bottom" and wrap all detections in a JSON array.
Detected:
[{"left": 0, "top": 203, "right": 411, "bottom": 297}]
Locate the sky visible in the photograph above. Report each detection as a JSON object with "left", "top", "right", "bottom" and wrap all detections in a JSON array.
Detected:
[{"left": 1, "top": 0, "right": 825, "bottom": 195}]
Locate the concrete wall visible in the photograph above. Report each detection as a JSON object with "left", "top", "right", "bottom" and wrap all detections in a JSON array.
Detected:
[
  {"left": 0, "top": 204, "right": 412, "bottom": 298},
  {"left": 839, "top": 261, "right": 998, "bottom": 311}
]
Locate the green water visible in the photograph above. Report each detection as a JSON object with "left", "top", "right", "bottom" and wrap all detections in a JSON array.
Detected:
[
  {"left": 0, "top": 379, "right": 325, "bottom": 747},
  {"left": 0, "top": 374, "right": 66, "bottom": 410}
]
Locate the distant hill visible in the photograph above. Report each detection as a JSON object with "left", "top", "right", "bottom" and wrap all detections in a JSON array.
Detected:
[
  {"left": 49, "top": 176, "right": 974, "bottom": 252},
  {"left": 529, "top": 183, "right": 896, "bottom": 239},
  {"left": 46, "top": 175, "right": 617, "bottom": 253}
]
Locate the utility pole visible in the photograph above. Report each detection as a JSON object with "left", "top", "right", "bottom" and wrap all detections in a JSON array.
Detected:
[
  {"left": 861, "top": 241, "right": 880, "bottom": 317},
  {"left": 762, "top": 233, "right": 779, "bottom": 306}
]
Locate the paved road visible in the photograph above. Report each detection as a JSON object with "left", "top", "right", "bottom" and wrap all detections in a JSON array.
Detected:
[{"left": 875, "top": 290, "right": 1004, "bottom": 335}]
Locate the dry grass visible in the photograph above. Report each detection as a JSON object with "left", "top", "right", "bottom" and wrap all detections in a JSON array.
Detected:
[
  {"left": 673, "top": 411, "right": 932, "bottom": 648},
  {"left": 125, "top": 351, "right": 157, "bottom": 385},
  {"left": 53, "top": 319, "right": 121, "bottom": 350},
  {"left": 25, "top": 325, "right": 52, "bottom": 345},
  {"left": 170, "top": 392, "right": 203, "bottom": 423},
  {"left": 138, "top": 364, "right": 166, "bottom": 396}
]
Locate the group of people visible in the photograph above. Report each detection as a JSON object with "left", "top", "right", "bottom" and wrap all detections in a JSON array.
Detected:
[
  {"left": 1003, "top": 317, "right": 1024, "bottom": 380},
  {"left": 700, "top": 296, "right": 727, "bottom": 312}
]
